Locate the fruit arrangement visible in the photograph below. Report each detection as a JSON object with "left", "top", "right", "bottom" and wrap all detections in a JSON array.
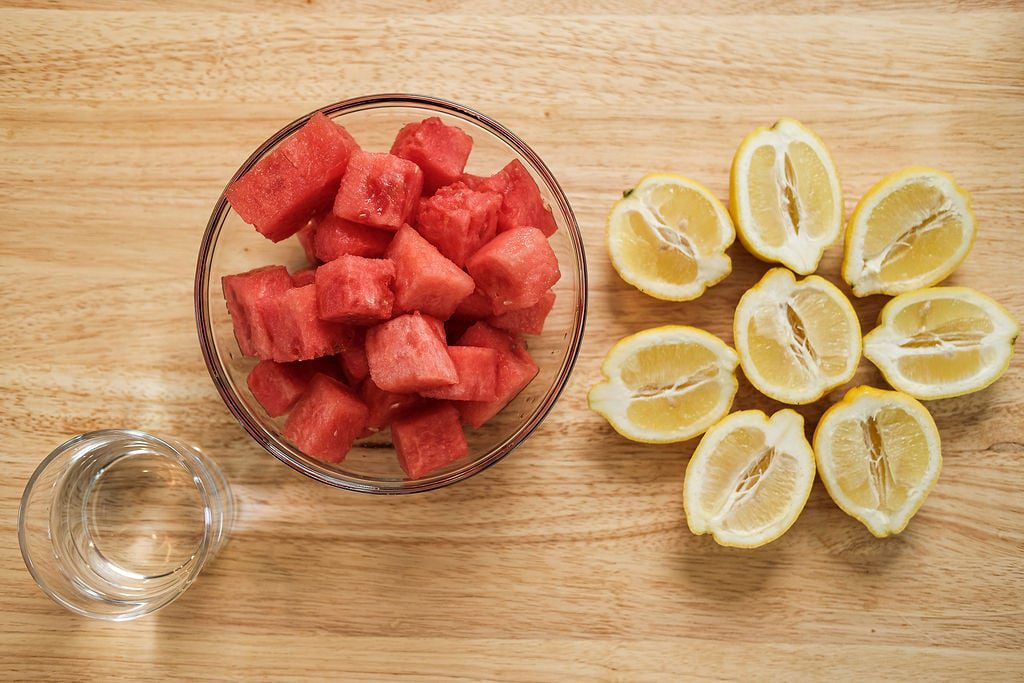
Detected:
[
  {"left": 590, "top": 119, "right": 1019, "bottom": 547},
  {"left": 221, "top": 113, "right": 561, "bottom": 478}
]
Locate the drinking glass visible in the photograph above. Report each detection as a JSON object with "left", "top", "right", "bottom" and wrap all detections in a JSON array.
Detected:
[{"left": 18, "top": 429, "right": 233, "bottom": 621}]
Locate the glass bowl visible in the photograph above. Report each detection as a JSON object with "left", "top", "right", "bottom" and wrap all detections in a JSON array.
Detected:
[{"left": 194, "top": 94, "right": 587, "bottom": 494}]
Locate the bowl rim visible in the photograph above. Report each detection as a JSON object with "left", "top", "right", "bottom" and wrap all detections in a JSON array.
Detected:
[{"left": 194, "top": 93, "right": 587, "bottom": 494}]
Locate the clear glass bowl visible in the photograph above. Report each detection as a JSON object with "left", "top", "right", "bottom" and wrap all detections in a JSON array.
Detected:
[{"left": 195, "top": 94, "right": 587, "bottom": 494}]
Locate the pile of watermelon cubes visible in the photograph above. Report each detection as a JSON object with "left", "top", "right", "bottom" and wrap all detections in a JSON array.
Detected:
[{"left": 221, "top": 112, "right": 561, "bottom": 479}]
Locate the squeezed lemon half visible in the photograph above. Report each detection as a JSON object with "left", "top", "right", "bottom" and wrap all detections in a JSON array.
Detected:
[
  {"left": 730, "top": 118, "right": 844, "bottom": 275},
  {"left": 814, "top": 386, "right": 941, "bottom": 537},
  {"left": 588, "top": 326, "right": 739, "bottom": 443},
  {"left": 684, "top": 409, "right": 816, "bottom": 548},
  {"left": 607, "top": 174, "right": 735, "bottom": 301},
  {"left": 734, "top": 268, "right": 861, "bottom": 405},
  {"left": 843, "top": 167, "right": 976, "bottom": 297},
  {"left": 863, "top": 286, "right": 1019, "bottom": 399}
]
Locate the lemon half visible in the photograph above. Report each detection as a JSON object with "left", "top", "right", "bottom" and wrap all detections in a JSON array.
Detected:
[
  {"left": 607, "top": 174, "right": 735, "bottom": 301},
  {"left": 734, "top": 268, "right": 862, "bottom": 404},
  {"left": 730, "top": 118, "right": 843, "bottom": 275},
  {"left": 684, "top": 409, "right": 816, "bottom": 548},
  {"left": 843, "top": 167, "right": 976, "bottom": 297},
  {"left": 863, "top": 286, "right": 1019, "bottom": 399},
  {"left": 814, "top": 386, "right": 941, "bottom": 537},
  {"left": 588, "top": 326, "right": 739, "bottom": 443}
]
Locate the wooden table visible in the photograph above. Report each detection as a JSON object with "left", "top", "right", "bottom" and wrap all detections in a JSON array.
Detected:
[{"left": 3, "top": 2, "right": 1022, "bottom": 680}]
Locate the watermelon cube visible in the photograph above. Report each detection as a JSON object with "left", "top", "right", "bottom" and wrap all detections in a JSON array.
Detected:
[
  {"left": 391, "top": 402, "right": 469, "bottom": 478},
  {"left": 313, "top": 213, "right": 392, "bottom": 261},
  {"left": 222, "top": 265, "right": 293, "bottom": 358},
  {"left": 424, "top": 313, "right": 447, "bottom": 344},
  {"left": 455, "top": 322, "right": 539, "bottom": 428},
  {"left": 365, "top": 312, "right": 457, "bottom": 393},
  {"left": 461, "top": 172, "right": 487, "bottom": 188},
  {"left": 315, "top": 255, "right": 396, "bottom": 324},
  {"left": 225, "top": 150, "right": 320, "bottom": 243},
  {"left": 257, "top": 284, "right": 354, "bottom": 362},
  {"left": 338, "top": 329, "right": 370, "bottom": 385},
  {"left": 489, "top": 290, "right": 556, "bottom": 336},
  {"left": 387, "top": 225, "right": 475, "bottom": 320},
  {"left": 464, "top": 159, "right": 557, "bottom": 237},
  {"left": 359, "top": 379, "right": 422, "bottom": 433},
  {"left": 278, "top": 112, "right": 360, "bottom": 195},
  {"left": 453, "top": 289, "right": 495, "bottom": 320},
  {"left": 246, "top": 358, "right": 333, "bottom": 417},
  {"left": 290, "top": 267, "right": 316, "bottom": 287},
  {"left": 390, "top": 117, "right": 473, "bottom": 194},
  {"left": 457, "top": 320, "right": 528, "bottom": 359},
  {"left": 226, "top": 114, "right": 359, "bottom": 242},
  {"left": 333, "top": 151, "right": 423, "bottom": 230},
  {"left": 420, "top": 346, "right": 500, "bottom": 402},
  {"left": 283, "top": 374, "right": 369, "bottom": 464},
  {"left": 415, "top": 182, "right": 502, "bottom": 267},
  {"left": 466, "top": 227, "right": 561, "bottom": 314},
  {"left": 296, "top": 221, "right": 319, "bottom": 265}
]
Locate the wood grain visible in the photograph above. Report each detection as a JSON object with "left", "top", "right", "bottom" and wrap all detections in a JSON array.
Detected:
[{"left": 2, "top": 2, "right": 1022, "bottom": 680}]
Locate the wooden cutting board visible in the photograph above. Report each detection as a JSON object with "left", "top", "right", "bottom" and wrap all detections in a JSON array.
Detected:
[{"left": 2, "top": 2, "right": 1022, "bottom": 680}]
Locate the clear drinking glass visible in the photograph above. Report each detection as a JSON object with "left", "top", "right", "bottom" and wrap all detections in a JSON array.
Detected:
[{"left": 18, "top": 429, "right": 234, "bottom": 621}]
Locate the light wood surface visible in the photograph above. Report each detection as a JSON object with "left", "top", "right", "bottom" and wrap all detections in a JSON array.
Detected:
[{"left": 2, "top": 2, "right": 1023, "bottom": 680}]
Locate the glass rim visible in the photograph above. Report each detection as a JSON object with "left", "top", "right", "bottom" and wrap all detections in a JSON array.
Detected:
[
  {"left": 194, "top": 93, "right": 588, "bottom": 495},
  {"left": 18, "top": 429, "right": 224, "bottom": 620}
]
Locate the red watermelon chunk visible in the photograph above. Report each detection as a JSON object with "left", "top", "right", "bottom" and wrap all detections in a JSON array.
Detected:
[
  {"left": 461, "top": 172, "right": 487, "bottom": 189},
  {"left": 296, "top": 222, "right": 319, "bottom": 265},
  {"left": 360, "top": 378, "right": 422, "bottom": 433},
  {"left": 315, "top": 255, "right": 396, "bottom": 324},
  {"left": 455, "top": 322, "right": 539, "bottom": 428},
  {"left": 489, "top": 290, "right": 556, "bottom": 336},
  {"left": 338, "top": 329, "right": 370, "bottom": 385},
  {"left": 391, "top": 117, "right": 473, "bottom": 194},
  {"left": 290, "top": 267, "right": 316, "bottom": 287},
  {"left": 278, "top": 112, "right": 360, "bottom": 195},
  {"left": 453, "top": 289, "right": 495, "bottom": 320},
  {"left": 314, "top": 212, "right": 392, "bottom": 261},
  {"left": 457, "top": 321, "right": 527, "bottom": 359},
  {"left": 257, "top": 284, "right": 354, "bottom": 362},
  {"left": 365, "top": 312, "right": 458, "bottom": 393},
  {"left": 222, "top": 265, "right": 293, "bottom": 358},
  {"left": 423, "top": 313, "right": 447, "bottom": 344},
  {"left": 226, "top": 114, "right": 359, "bottom": 242},
  {"left": 391, "top": 401, "right": 469, "bottom": 478},
  {"left": 387, "top": 225, "right": 475, "bottom": 320},
  {"left": 466, "top": 227, "right": 561, "bottom": 314},
  {"left": 466, "top": 159, "right": 557, "bottom": 237},
  {"left": 246, "top": 358, "right": 332, "bottom": 417},
  {"left": 283, "top": 374, "right": 369, "bottom": 464},
  {"left": 225, "top": 150, "right": 320, "bottom": 243},
  {"left": 415, "top": 181, "right": 501, "bottom": 267},
  {"left": 333, "top": 151, "right": 423, "bottom": 230},
  {"left": 420, "top": 346, "right": 500, "bottom": 402}
]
